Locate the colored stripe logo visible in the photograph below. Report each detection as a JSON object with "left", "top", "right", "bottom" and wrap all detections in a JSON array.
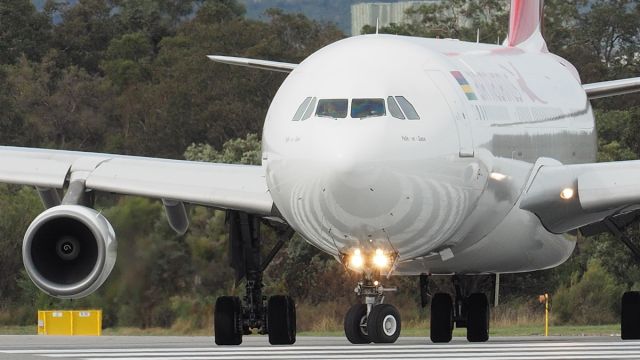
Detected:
[{"left": 450, "top": 71, "right": 478, "bottom": 100}]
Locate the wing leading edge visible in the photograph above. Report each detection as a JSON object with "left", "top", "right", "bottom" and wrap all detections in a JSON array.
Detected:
[
  {"left": 583, "top": 77, "right": 640, "bottom": 99},
  {"left": 207, "top": 55, "right": 297, "bottom": 73},
  {"left": 0, "top": 146, "right": 274, "bottom": 216}
]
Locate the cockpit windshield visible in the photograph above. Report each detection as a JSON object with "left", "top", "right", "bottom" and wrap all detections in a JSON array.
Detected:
[
  {"left": 292, "top": 96, "right": 419, "bottom": 120},
  {"left": 316, "top": 99, "right": 348, "bottom": 118},
  {"left": 351, "top": 98, "right": 385, "bottom": 118},
  {"left": 395, "top": 96, "right": 420, "bottom": 120}
]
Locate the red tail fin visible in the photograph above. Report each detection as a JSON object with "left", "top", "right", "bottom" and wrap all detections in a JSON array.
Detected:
[{"left": 507, "top": 0, "right": 547, "bottom": 52}]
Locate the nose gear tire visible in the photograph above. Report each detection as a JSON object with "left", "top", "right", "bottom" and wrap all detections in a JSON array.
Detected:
[
  {"left": 214, "top": 296, "right": 243, "bottom": 345},
  {"left": 344, "top": 304, "right": 371, "bottom": 344},
  {"left": 367, "top": 304, "right": 401, "bottom": 343}
]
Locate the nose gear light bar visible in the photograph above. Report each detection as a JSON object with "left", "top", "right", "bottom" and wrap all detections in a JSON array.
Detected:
[{"left": 342, "top": 247, "right": 398, "bottom": 273}]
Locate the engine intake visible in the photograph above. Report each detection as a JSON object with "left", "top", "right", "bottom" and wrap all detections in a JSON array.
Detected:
[{"left": 22, "top": 205, "right": 117, "bottom": 299}]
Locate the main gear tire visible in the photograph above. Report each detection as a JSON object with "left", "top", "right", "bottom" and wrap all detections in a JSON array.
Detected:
[{"left": 214, "top": 296, "right": 242, "bottom": 345}]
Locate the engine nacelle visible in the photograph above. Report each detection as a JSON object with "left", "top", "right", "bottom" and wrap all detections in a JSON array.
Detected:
[{"left": 22, "top": 205, "right": 117, "bottom": 299}]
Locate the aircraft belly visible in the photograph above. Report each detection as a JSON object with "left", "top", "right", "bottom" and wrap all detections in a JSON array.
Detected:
[{"left": 395, "top": 202, "right": 576, "bottom": 275}]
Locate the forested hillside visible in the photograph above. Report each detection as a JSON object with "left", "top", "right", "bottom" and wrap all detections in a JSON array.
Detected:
[
  {"left": 0, "top": 0, "right": 639, "bottom": 332},
  {"left": 239, "top": 0, "right": 395, "bottom": 34},
  {"left": 31, "top": 0, "right": 368, "bottom": 33}
]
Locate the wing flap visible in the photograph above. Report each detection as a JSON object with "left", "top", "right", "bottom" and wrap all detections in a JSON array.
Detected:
[{"left": 583, "top": 77, "right": 640, "bottom": 99}]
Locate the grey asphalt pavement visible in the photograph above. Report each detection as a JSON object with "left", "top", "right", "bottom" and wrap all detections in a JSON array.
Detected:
[{"left": 0, "top": 335, "right": 637, "bottom": 359}]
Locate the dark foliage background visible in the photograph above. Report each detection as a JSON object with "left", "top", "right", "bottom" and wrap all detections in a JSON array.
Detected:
[{"left": 0, "top": 0, "right": 638, "bottom": 331}]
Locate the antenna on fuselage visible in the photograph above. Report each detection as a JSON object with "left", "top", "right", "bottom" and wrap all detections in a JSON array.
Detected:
[{"left": 376, "top": 18, "right": 379, "bottom": 34}]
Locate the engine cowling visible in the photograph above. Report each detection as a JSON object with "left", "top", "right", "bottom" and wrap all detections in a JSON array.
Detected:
[{"left": 22, "top": 205, "right": 117, "bottom": 299}]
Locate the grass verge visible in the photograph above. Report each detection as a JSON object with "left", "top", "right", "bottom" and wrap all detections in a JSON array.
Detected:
[
  {"left": 299, "top": 324, "right": 620, "bottom": 337},
  {"left": 0, "top": 324, "right": 620, "bottom": 337}
]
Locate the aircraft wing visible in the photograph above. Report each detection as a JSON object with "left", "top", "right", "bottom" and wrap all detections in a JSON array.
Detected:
[
  {"left": 520, "top": 158, "right": 640, "bottom": 235},
  {"left": 207, "top": 55, "right": 297, "bottom": 73},
  {"left": 0, "top": 146, "right": 274, "bottom": 215},
  {"left": 583, "top": 77, "right": 640, "bottom": 99}
]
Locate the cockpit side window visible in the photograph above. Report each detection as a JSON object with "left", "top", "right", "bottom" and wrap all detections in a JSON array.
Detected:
[
  {"left": 301, "top": 97, "right": 317, "bottom": 120},
  {"left": 395, "top": 96, "right": 420, "bottom": 120},
  {"left": 292, "top": 97, "right": 312, "bottom": 121},
  {"left": 387, "top": 96, "right": 405, "bottom": 119},
  {"left": 316, "top": 99, "right": 348, "bottom": 118},
  {"left": 351, "top": 98, "right": 385, "bottom": 119}
]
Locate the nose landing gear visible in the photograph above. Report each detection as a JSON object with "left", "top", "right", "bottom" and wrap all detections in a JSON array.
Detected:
[{"left": 344, "top": 274, "right": 401, "bottom": 344}]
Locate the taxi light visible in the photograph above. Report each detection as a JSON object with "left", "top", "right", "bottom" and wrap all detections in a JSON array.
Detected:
[
  {"left": 560, "top": 188, "right": 575, "bottom": 200},
  {"left": 373, "top": 248, "right": 389, "bottom": 268},
  {"left": 350, "top": 249, "right": 364, "bottom": 268}
]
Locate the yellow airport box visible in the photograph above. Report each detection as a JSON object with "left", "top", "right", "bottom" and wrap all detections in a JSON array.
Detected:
[{"left": 37, "top": 310, "right": 102, "bottom": 336}]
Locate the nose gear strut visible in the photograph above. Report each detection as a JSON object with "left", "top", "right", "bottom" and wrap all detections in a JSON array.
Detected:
[{"left": 344, "top": 271, "right": 400, "bottom": 344}]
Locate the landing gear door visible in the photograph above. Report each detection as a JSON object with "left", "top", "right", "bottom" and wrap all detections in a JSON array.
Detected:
[{"left": 426, "top": 70, "right": 475, "bottom": 158}]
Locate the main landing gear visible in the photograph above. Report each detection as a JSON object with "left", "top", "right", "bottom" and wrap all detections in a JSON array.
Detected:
[
  {"left": 603, "top": 218, "right": 640, "bottom": 340},
  {"left": 214, "top": 211, "right": 296, "bottom": 345},
  {"left": 344, "top": 274, "right": 401, "bottom": 344},
  {"left": 422, "top": 275, "right": 490, "bottom": 343}
]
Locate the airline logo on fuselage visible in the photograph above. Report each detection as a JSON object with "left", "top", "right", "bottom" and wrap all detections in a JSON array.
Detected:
[
  {"left": 450, "top": 65, "right": 547, "bottom": 104},
  {"left": 450, "top": 71, "right": 478, "bottom": 100}
]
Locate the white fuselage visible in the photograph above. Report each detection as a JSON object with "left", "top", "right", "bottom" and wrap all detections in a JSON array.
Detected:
[{"left": 261, "top": 35, "right": 596, "bottom": 275}]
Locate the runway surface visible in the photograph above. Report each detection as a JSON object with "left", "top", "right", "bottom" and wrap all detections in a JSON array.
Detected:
[{"left": 0, "top": 336, "right": 638, "bottom": 360}]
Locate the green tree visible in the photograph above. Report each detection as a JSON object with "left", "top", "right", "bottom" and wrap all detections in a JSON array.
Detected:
[
  {"left": 595, "top": 108, "right": 640, "bottom": 162},
  {"left": 0, "top": 0, "right": 51, "bottom": 65},
  {"left": 362, "top": 0, "right": 508, "bottom": 44},
  {"left": 103, "top": 32, "right": 154, "bottom": 89},
  {"left": 101, "top": 197, "right": 194, "bottom": 328},
  {"left": 113, "top": 0, "right": 193, "bottom": 48},
  {"left": 8, "top": 57, "right": 117, "bottom": 151},
  {"left": 554, "top": 260, "right": 625, "bottom": 325},
  {"left": 194, "top": 0, "right": 246, "bottom": 25},
  {"left": 0, "top": 67, "right": 28, "bottom": 146},
  {"left": 0, "top": 186, "right": 42, "bottom": 304},
  {"left": 51, "top": 0, "right": 120, "bottom": 73},
  {"left": 184, "top": 133, "right": 261, "bottom": 164},
  {"left": 112, "top": 7, "right": 342, "bottom": 158}
]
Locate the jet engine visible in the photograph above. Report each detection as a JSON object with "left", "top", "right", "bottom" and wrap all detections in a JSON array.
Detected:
[{"left": 22, "top": 205, "right": 117, "bottom": 299}]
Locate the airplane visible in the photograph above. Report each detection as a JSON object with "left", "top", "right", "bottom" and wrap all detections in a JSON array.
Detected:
[{"left": 2, "top": 0, "right": 640, "bottom": 346}]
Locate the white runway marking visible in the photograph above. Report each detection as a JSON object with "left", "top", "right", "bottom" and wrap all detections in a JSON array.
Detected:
[{"left": 4, "top": 341, "right": 640, "bottom": 360}]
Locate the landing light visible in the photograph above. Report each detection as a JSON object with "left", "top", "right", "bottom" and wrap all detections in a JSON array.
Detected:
[
  {"left": 350, "top": 249, "right": 364, "bottom": 269},
  {"left": 560, "top": 188, "right": 575, "bottom": 200},
  {"left": 347, "top": 248, "right": 394, "bottom": 270},
  {"left": 490, "top": 172, "right": 507, "bottom": 181},
  {"left": 373, "top": 248, "right": 390, "bottom": 268}
]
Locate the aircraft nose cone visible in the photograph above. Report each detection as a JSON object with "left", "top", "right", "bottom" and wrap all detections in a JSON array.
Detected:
[
  {"left": 322, "top": 141, "right": 403, "bottom": 219},
  {"left": 327, "top": 143, "right": 370, "bottom": 185}
]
